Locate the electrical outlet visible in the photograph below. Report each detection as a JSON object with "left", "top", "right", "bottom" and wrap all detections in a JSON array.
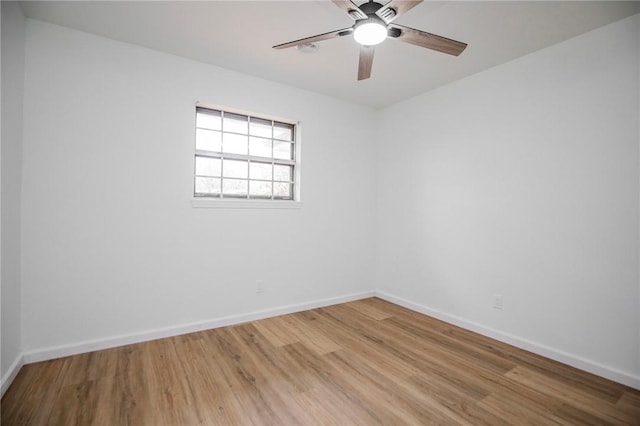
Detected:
[
  {"left": 256, "top": 280, "right": 264, "bottom": 294},
  {"left": 493, "top": 294, "right": 503, "bottom": 310}
]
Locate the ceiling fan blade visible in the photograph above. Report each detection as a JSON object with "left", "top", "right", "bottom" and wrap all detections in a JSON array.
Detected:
[
  {"left": 389, "top": 24, "right": 467, "bottom": 56},
  {"left": 358, "top": 46, "right": 375, "bottom": 81},
  {"left": 376, "top": 0, "right": 422, "bottom": 23},
  {"left": 273, "top": 28, "right": 353, "bottom": 50},
  {"left": 331, "top": 0, "right": 367, "bottom": 20}
]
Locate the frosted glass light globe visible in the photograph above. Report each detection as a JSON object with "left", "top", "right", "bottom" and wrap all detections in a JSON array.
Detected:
[{"left": 353, "top": 20, "right": 387, "bottom": 46}]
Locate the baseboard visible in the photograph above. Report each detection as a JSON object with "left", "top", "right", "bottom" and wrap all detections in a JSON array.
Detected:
[
  {"left": 22, "top": 290, "right": 375, "bottom": 365},
  {"left": 13, "top": 289, "right": 640, "bottom": 392},
  {"left": 1, "top": 353, "right": 24, "bottom": 397},
  {"left": 375, "top": 291, "right": 640, "bottom": 390}
]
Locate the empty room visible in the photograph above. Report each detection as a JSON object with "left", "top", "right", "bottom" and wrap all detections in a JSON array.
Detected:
[{"left": 1, "top": 0, "right": 639, "bottom": 424}]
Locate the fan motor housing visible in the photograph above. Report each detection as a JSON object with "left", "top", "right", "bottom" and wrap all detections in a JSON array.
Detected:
[{"left": 358, "top": 1, "right": 384, "bottom": 17}]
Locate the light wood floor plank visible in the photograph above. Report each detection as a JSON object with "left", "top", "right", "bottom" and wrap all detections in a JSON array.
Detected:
[
  {"left": 252, "top": 315, "right": 300, "bottom": 347},
  {"left": 229, "top": 322, "right": 312, "bottom": 394},
  {"left": 1, "top": 357, "right": 70, "bottom": 425},
  {"left": 280, "top": 313, "right": 342, "bottom": 355},
  {"left": 382, "top": 314, "right": 518, "bottom": 374},
  {"left": 478, "top": 392, "right": 569, "bottom": 426},
  {"left": 306, "top": 307, "right": 423, "bottom": 378},
  {"left": 91, "top": 372, "right": 153, "bottom": 426},
  {"left": 201, "top": 326, "right": 298, "bottom": 425},
  {"left": 326, "top": 349, "right": 473, "bottom": 425},
  {"left": 3, "top": 297, "right": 639, "bottom": 426},
  {"left": 553, "top": 402, "right": 620, "bottom": 426},
  {"left": 279, "top": 342, "right": 388, "bottom": 424},
  {"left": 405, "top": 372, "right": 511, "bottom": 426},
  {"left": 443, "top": 325, "right": 628, "bottom": 403},
  {"left": 617, "top": 391, "right": 640, "bottom": 418},
  {"left": 505, "top": 366, "right": 638, "bottom": 424},
  {"left": 343, "top": 299, "right": 394, "bottom": 320}
]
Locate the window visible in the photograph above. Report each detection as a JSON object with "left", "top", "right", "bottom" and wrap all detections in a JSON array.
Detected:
[{"left": 194, "top": 105, "right": 297, "bottom": 201}]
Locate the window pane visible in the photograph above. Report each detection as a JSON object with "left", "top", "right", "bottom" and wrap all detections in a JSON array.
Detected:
[
  {"left": 249, "top": 137, "right": 272, "bottom": 158},
  {"left": 224, "top": 112, "right": 248, "bottom": 134},
  {"left": 196, "top": 109, "right": 221, "bottom": 130},
  {"left": 223, "top": 159, "right": 248, "bottom": 179},
  {"left": 195, "top": 106, "right": 297, "bottom": 201},
  {"left": 223, "top": 178, "right": 248, "bottom": 196},
  {"left": 223, "top": 133, "right": 248, "bottom": 155},
  {"left": 273, "top": 141, "right": 293, "bottom": 160},
  {"left": 250, "top": 117, "right": 272, "bottom": 138},
  {"left": 195, "top": 156, "right": 221, "bottom": 177},
  {"left": 196, "top": 129, "right": 221, "bottom": 152},
  {"left": 274, "top": 122, "right": 294, "bottom": 141},
  {"left": 195, "top": 177, "right": 221, "bottom": 195},
  {"left": 274, "top": 164, "right": 292, "bottom": 182},
  {"left": 250, "top": 162, "right": 272, "bottom": 180},
  {"left": 249, "top": 180, "right": 272, "bottom": 198},
  {"left": 274, "top": 182, "right": 292, "bottom": 199}
]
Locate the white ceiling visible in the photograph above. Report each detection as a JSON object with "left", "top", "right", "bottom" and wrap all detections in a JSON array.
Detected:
[{"left": 19, "top": 1, "right": 640, "bottom": 109}]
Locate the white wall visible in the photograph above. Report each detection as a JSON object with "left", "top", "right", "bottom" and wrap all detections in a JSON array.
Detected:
[
  {"left": 20, "top": 19, "right": 377, "bottom": 352},
  {"left": 1, "top": 1, "right": 25, "bottom": 388},
  {"left": 376, "top": 14, "right": 640, "bottom": 384}
]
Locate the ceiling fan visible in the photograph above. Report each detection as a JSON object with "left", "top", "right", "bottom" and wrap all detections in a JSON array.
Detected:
[{"left": 273, "top": 0, "right": 467, "bottom": 81}]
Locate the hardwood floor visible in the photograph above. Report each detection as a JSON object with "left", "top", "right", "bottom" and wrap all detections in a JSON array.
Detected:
[{"left": 2, "top": 298, "right": 639, "bottom": 425}]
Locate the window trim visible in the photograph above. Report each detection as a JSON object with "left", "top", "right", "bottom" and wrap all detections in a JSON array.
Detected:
[
  {"left": 191, "top": 198, "right": 302, "bottom": 209},
  {"left": 191, "top": 102, "right": 302, "bottom": 208}
]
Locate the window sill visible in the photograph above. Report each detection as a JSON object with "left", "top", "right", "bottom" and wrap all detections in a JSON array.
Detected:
[{"left": 191, "top": 198, "right": 302, "bottom": 209}]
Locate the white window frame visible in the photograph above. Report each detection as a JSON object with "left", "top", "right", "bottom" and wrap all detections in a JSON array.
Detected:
[{"left": 191, "top": 102, "right": 301, "bottom": 209}]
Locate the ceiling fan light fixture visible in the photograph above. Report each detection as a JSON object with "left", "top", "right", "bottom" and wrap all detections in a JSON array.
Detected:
[
  {"left": 353, "top": 18, "right": 387, "bottom": 46},
  {"left": 272, "top": 0, "right": 468, "bottom": 81}
]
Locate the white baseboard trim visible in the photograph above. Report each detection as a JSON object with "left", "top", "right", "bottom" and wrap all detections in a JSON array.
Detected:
[
  {"left": 11, "top": 290, "right": 639, "bottom": 392},
  {"left": 22, "top": 290, "right": 375, "bottom": 365},
  {"left": 1, "top": 353, "right": 24, "bottom": 397},
  {"left": 375, "top": 290, "right": 640, "bottom": 390}
]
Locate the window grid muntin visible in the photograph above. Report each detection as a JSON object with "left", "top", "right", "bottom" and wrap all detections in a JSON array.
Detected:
[{"left": 195, "top": 106, "right": 296, "bottom": 200}]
